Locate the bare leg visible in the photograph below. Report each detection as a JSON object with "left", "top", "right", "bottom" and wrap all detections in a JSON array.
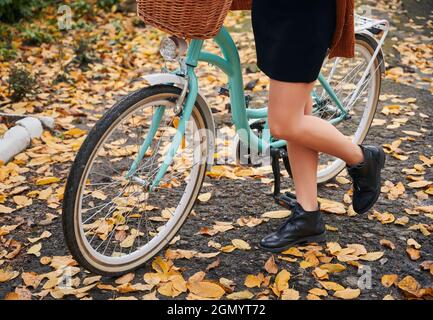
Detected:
[
  {"left": 268, "top": 79, "right": 364, "bottom": 166},
  {"left": 286, "top": 97, "right": 319, "bottom": 211}
]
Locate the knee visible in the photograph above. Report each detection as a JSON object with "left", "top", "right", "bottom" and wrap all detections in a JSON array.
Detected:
[{"left": 269, "top": 120, "right": 302, "bottom": 142}]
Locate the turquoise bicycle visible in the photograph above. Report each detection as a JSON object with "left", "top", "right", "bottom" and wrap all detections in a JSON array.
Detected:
[{"left": 62, "top": 15, "right": 389, "bottom": 275}]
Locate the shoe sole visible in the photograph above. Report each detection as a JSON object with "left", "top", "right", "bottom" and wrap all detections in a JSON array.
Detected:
[
  {"left": 356, "top": 148, "right": 386, "bottom": 214},
  {"left": 259, "top": 232, "right": 327, "bottom": 253}
]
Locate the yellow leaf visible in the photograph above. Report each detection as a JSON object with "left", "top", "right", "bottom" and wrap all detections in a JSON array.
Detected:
[
  {"left": 359, "top": 251, "right": 384, "bottom": 261},
  {"left": 402, "top": 130, "right": 422, "bottom": 137},
  {"left": 406, "top": 247, "right": 421, "bottom": 261},
  {"left": 244, "top": 274, "right": 263, "bottom": 288},
  {"left": 22, "top": 272, "right": 41, "bottom": 289},
  {"left": 281, "top": 288, "right": 300, "bottom": 300},
  {"left": 27, "top": 243, "right": 42, "bottom": 257},
  {"left": 226, "top": 290, "right": 254, "bottom": 300},
  {"left": 318, "top": 198, "right": 346, "bottom": 214},
  {"left": 397, "top": 275, "right": 421, "bottom": 297},
  {"left": 36, "top": 177, "right": 60, "bottom": 186},
  {"left": 28, "top": 230, "right": 52, "bottom": 243},
  {"left": 319, "top": 263, "right": 346, "bottom": 273},
  {"left": 281, "top": 247, "right": 303, "bottom": 257},
  {"left": 264, "top": 255, "right": 278, "bottom": 274},
  {"left": 0, "top": 269, "right": 20, "bottom": 283},
  {"left": 380, "top": 239, "right": 396, "bottom": 250},
  {"left": 299, "top": 260, "right": 315, "bottom": 269},
  {"left": 13, "top": 195, "right": 32, "bottom": 207},
  {"left": 312, "top": 267, "right": 329, "bottom": 280},
  {"left": 373, "top": 210, "right": 395, "bottom": 224},
  {"left": 274, "top": 269, "right": 291, "bottom": 294},
  {"left": 333, "top": 288, "right": 361, "bottom": 300},
  {"left": 319, "top": 281, "right": 345, "bottom": 291},
  {"left": 115, "top": 272, "right": 135, "bottom": 285},
  {"left": 0, "top": 204, "right": 14, "bottom": 214},
  {"left": 381, "top": 274, "right": 398, "bottom": 288},
  {"left": 408, "top": 180, "right": 432, "bottom": 188},
  {"left": 326, "top": 242, "right": 342, "bottom": 255},
  {"left": 407, "top": 238, "right": 421, "bottom": 249},
  {"left": 325, "top": 224, "right": 338, "bottom": 232},
  {"left": 64, "top": 128, "right": 87, "bottom": 137},
  {"left": 261, "top": 210, "right": 291, "bottom": 219},
  {"left": 220, "top": 245, "right": 236, "bottom": 253},
  {"left": 91, "top": 190, "right": 107, "bottom": 200},
  {"left": 231, "top": 239, "right": 251, "bottom": 250},
  {"left": 197, "top": 192, "right": 212, "bottom": 202},
  {"left": 187, "top": 281, "right": 225, "bottom": 299},
  {"left": 309, "top": 288, "right": 328, "bottom": 297}
]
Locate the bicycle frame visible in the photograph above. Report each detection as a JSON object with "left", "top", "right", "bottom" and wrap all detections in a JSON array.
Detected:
[{"left": 130, "top": 15, "right": 388, "bottom": 189}]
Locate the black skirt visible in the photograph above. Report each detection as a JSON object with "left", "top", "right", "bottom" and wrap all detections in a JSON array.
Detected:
[{"left": 252, "top": 0, "right": 336, "bottom": 83}]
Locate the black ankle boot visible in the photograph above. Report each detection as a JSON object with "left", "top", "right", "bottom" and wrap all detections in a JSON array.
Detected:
[
  {"left": 347, "top": 145, "right": 385, "bottom": 214},
  {"left": 259, "top": 203, "right": 326, "bottom": 253}
]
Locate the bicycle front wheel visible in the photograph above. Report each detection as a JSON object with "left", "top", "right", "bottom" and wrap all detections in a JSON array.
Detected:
[
  {"left": 314, "top": 34, "right": 383, "bottom": 183},
  {"left": 62, "top": 85, "right": 213, "bottom": 276}
]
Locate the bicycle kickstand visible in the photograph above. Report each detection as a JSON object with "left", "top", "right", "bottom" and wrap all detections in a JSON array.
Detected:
[{"left": 270, "top": 147, "right": 297, "bottom": 210}]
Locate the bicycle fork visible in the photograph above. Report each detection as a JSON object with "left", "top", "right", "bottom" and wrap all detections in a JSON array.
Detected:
[{"left": 126, "top": 40, "right": 204, "bottom": 191}]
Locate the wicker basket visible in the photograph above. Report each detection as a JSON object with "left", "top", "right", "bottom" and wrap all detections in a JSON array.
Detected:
[
  {"left": 137, "top": 0, "right": 233, "bottom": 40},
  {"left": 231, "top": 0, "right": 252, "bottom": 10},
  {"left": 137, "top": 0, "right": 252, "bottom": 40}
]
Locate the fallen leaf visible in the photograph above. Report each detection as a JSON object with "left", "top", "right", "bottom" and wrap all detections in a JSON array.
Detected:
[
  {"left": 380, "top": 239, "right": 396, "bottom": 250},
  {"left": 22, "top": 272, "right": 41, "bottom": 289},
  {"left": 406, "top": 247, "right": 421, "bottom": 261},
  {"left": 309, "top": 288, "right": 328, "bottom": 297},
  {"left": 264, "top": 255, "right": 278, "bottom": 274},
  {"left": 27, "top": 243, "right": 42, "bottom": 257},
  {"left": 359, "top": 251, "right": 384, "bottom": 261},
  {"left": 226, "top": 290, "right": 254, "bottom": 300},
  {"left": 115, "top": 272, "right": 135, "bottom": 285},
  {"left": 261, "top": 210, "right": 291, "bottom": 219},
  {"left": 281, "top": 288, "right": 300, "bottom": 300},
  {"left": 231, "top": 239, "right": 251, "bottom": 250},
  {"left": 36, "top": 177, "right": 61, "bottom": 186},
  {"left": 0, "top": 269, "right": 20, "bottom": 283},
  {"left": 244, "top": 273, "right": 264, "bottom": 288},
  {"left": 333, "top": 288, "right": 361, "bottom": 300},
  {"left": 319, "top": 263, "right": 346, "bottom": 273},
  {"left": 319, "top": 281, "right": 345, "bottom": 291},
  {"left": 197, "top": 192, "right": 212, "bottom": 202},
  {"left": 0, "top": 205, "right": 14, "bottom": 214},
  {"left": 281, "top": 247, "right": 303, "bottom": 257},
  {"left": 381, "top": 274, "right": 398, "bottom": 288},
  {"left": 187, "top": 281, "right": 225, "bottom": 299}
]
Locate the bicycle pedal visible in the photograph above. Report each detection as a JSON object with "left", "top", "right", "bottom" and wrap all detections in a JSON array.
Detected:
[
  {"left": 217, "top": 86, "right": 230, "bottom": 97},
  {"left": 274, "top": 192, "right": 297, "bottom": 210}
]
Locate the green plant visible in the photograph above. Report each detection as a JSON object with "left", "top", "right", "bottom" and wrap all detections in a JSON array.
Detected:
[
  {"left": 7, "top": 67, "right": 37, "bottom": 102},
  {"left": 20, "top": 25, "right": 54, "bottom": 46},
  {"left": 73, "top": 38, "right": 96, "bottom": 69},
  {"left": 0, "top": 23, "right": 16, "bottom": 60},
  {"left": 0, "top": 0, "right": 55, "bottom": 23},
  {"left": 71, "top": 0, "right": 94, "bottom": 18},
  {"left": 97, "top": 0, "right": 120, "bottom": 10}
]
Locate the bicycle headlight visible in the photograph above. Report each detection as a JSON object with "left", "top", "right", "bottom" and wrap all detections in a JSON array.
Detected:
[{"left": 159, "top": 36, "right": 187, "bottom": 61}]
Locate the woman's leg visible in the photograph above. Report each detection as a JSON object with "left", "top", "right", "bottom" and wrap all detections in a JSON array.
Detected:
[
  {"left": 286, "top": 97, "right": 319, "bottom": 211},
  {"left": 268, "top": 79, "right": 364, "bottom": 166}
]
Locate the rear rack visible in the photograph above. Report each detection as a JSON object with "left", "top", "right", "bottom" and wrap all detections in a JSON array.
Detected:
[{"left": 355, "top": 14, "right": 389, "bottom": 34}]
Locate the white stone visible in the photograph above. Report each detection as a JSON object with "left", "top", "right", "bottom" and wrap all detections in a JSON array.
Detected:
[
  {"left": 16, "top": 117, "right": 43, "bottom": 138},
  {"left": 0, "top": 126, "right": 31, "bottom": 163},
  {"left": 38, "top": 116, "right": 55, "bottom": 130}
]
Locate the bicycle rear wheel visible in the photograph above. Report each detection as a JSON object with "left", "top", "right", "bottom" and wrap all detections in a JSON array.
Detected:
[
  {"left": 314, "top": 34, "right": 383, "bottom": 183},
  {"left": 62, "top": 85, "right": 213, "bottom": 275}
]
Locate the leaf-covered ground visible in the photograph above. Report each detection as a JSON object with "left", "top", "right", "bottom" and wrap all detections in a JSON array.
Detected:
[{"left": 0, "top": 0, "right": 432, "bottom": 300}]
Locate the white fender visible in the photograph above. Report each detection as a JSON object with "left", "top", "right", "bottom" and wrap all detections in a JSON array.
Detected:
[{"left": 143, "top": 73, "right": 216, "bottom": 170}]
